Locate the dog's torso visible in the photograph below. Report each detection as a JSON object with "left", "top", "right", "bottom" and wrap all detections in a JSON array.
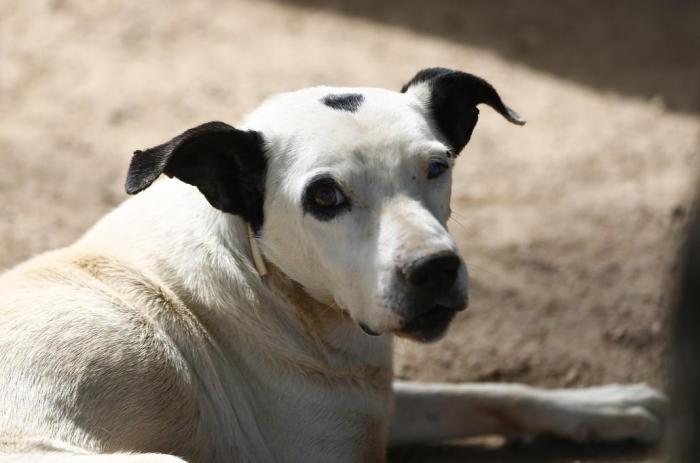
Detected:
[{"left": 0, "top": 180, "right": 392, "bottom": 462}]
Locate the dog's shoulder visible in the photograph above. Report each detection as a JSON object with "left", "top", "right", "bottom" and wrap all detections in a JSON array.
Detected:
[{"left": 0, "top": 247, "right": 208, "bottom": 453}]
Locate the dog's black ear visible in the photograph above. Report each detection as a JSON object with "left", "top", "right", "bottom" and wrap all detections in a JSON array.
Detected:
[
  {"left": 401, "top": 67, "right": 525, "bottom": 154},
  {"left": 125, "top": 121, "right": 267, "bottom": 230}
]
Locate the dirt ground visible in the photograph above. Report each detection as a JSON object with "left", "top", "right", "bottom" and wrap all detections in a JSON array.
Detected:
[{"left": 1, "top": 1, "right": 699, "bottom": 462}]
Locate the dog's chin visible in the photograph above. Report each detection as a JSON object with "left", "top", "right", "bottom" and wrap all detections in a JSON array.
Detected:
[{"left": 393, "top": 305, "right": 457, "bottom": 343}]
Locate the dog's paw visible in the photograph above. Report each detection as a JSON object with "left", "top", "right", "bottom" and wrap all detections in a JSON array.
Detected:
[{"left": 544, "top": 383, "right": 667, "bottom": 443}]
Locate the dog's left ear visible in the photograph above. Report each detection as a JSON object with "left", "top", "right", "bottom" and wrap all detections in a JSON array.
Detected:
[
  {"left": 401, "top": 67, "right": 525, "bottom": 154},
  {"left": 125, "top": 121, "right": 267, "bottom": 231}
]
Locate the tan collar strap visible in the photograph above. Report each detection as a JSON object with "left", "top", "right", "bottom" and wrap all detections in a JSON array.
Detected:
[{"left": 247, "top": 225, "right": 268, "bottom": 277}]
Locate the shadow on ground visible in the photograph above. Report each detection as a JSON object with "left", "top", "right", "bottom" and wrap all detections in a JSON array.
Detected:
[
  {"left": 388, "top": 438, "right": 660, "bottom": 463},
  {"left": 270, "top": 0, "right": 700, "bottom": 113}
]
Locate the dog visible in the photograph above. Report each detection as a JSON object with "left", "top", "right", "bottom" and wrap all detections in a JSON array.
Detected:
[{"left": 0, "top": 68, "right": 666, "bottom": 462}]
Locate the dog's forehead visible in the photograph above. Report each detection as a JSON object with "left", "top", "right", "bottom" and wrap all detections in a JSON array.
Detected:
[{"left": 243, "top": 86, "right": 436, "bottom": 154}]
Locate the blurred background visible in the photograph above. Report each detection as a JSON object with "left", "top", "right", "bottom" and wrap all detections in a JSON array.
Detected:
[{"left": 1, "top": 1, "right": 699, "bottom": 461}]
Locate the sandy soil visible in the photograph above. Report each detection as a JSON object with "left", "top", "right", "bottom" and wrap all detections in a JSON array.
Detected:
[{"left": 1, "top": 1, "right": 699, "bottom": 461}]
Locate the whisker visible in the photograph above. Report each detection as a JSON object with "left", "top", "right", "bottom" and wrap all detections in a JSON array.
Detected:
[
  {"left": 451, "top": 209, "right": 469, "bottom": 221},
  {"left": 446, "top": 212, "right": 502, "bottom": 281},
  {"left": 466, "top": 262, "right": 502, "bottom": 281},
  {"left": 448, "top": 215, "right": 469, "bottom": 232}
]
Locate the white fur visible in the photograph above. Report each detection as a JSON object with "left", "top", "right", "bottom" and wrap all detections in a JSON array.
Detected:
[{"left": 0, "top": 84, "right": 666, "bottom": 462}]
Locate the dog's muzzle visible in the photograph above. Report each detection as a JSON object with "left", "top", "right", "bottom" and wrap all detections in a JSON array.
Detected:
[{"left": 393, "top": 251, "right": 468, "bottom": 342}]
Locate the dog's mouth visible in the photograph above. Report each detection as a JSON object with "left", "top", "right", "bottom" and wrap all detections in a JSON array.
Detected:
[
  {"left": 359, "top": 322, "right": 381, "bottom": 337},
  {"left": 393, "top": 305, "right": 457, "bottom": 343}
]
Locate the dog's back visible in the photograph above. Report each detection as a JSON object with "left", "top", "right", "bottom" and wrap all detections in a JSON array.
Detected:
[{"left": 0, "top": 247, "right": 204, "bottom": 458}]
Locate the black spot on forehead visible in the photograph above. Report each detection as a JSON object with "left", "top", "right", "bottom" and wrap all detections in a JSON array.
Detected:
[{"left": 320, "top": 93, "right": 364, "bottom": 113}]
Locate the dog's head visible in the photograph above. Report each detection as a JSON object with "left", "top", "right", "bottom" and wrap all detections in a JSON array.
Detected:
[{"left": 126, "top": 68, "right": 524, "bottom": 343}]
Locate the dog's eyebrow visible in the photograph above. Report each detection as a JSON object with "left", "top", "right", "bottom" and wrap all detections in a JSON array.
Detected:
[
  {"left": 320, "top": 93, "right": 364, "bottom": 113},
  {"left": 418, "top": 141, "right": 452, "bottom": 159}
]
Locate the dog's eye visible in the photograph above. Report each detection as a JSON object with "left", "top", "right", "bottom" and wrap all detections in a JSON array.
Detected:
[
  {"left": 303, "top": 176, "right": 351, "bottom": 221},
  {"left": 313, "top": 184, "right": 346, "bottom": 208},
  {"left": 427, "top": 161, "right": 449, "bottom": 179}
]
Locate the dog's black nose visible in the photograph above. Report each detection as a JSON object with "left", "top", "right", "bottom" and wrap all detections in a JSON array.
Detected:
[
  {"left": 406, "top": 251, "right": 460, "bottom": 294},
  {"left": 395, "top": 251, "right": 466, "bottom": 342}
]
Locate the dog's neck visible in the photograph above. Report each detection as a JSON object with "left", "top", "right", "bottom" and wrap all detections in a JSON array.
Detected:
[
  {"left": 82, "top": 179, "right": 393, "bottom": 384},
  {"left": 213, "top": 214, "right": 395, "bottom": 391},
  {"left": 244, "top": 224, "right": 393, "bottom": 376},
  {"left": 262, "top": 259, "right": 393, "bottom": 373}
]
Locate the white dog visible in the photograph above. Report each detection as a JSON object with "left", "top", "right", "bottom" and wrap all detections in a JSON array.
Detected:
[{"left": 0, "top": 68, "right": 666, "bottom": 463}]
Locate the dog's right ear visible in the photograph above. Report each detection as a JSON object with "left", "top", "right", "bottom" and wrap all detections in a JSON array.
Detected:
[
  {"left": 125, "top": 121, "right": 267, "bottom": 231},
  {"left": 401, "top": 68, "right": 525, "bottom": 154}
]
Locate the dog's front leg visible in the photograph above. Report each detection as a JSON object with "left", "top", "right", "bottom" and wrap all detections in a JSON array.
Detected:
[{"left": 388, "top": 381, "right": 666, "bottom": 446}]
